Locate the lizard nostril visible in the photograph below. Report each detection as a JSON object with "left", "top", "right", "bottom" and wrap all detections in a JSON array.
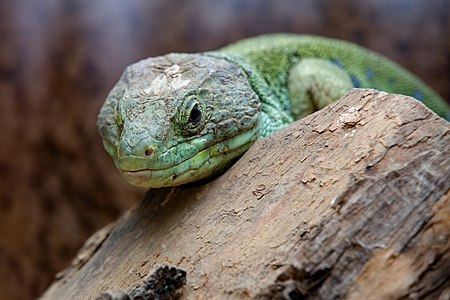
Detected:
[{"left": 145, "top": 146, "right": 155, "bottom": 157}]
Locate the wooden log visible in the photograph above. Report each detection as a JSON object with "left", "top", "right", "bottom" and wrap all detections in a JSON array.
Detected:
[{"left": 40, "top": 89, "right": 450, "bottom": 299}]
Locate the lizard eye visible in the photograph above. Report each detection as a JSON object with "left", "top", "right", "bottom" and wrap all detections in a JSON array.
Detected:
[
  {"left": 177, "top": 96, "right": 206, "bottom": 136},
  {"left": 188, "top": 103, "right": 202, "bottom": 124},
  {"left": 184, "top": 97, "right": 203, "bottom": 126}
]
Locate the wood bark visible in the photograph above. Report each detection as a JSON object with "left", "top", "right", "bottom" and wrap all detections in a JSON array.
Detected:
[{"left": 40, "top": 89, "right": 450, "bottom": 300}]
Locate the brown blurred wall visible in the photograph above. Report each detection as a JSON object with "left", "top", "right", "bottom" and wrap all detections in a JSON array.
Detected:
[{"left": 0, "top": 0, "right": 448, "bottom": 298}]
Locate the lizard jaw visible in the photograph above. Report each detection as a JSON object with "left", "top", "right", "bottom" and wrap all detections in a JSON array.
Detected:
[{"left": 119, "top": 127, "right": 259, "bottom": 188}]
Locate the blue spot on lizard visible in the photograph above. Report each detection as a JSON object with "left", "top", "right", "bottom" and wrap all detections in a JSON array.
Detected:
[
  {"left": 350, "top": 74, "right": 361, "bottom": 88},
  {"left": 412, "top": 89, "right": 424, "bottom": 102},
  {"left": 365, "top": 67, "right": 374, "bottom": 79},
  {"left": 329, "top": 58, "right": 344, "bottom": 68}
]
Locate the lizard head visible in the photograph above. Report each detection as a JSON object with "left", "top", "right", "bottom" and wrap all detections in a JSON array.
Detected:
[{"left": 97, "top": 53, "right": 260, "bottom": 188}]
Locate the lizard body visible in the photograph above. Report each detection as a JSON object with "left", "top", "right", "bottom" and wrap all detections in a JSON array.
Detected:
[{"left": 97, "top": 34, "right": 450, "bottom": 188}]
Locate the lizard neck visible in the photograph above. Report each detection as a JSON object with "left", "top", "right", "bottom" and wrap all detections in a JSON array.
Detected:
[{"left": 204, "top": 52, "right": 294, "bottom": 137}]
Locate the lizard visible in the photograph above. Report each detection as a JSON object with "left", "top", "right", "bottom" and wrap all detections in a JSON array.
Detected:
[{"left": 97, "top": 34, "right": 450, "bottom": 188}]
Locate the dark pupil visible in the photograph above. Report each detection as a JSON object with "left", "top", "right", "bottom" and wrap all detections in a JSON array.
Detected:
[{"left": 189, "top": 104, "right": 201, "bottom": 123}]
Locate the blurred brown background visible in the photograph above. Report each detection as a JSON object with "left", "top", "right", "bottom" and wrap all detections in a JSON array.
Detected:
[{"left": 0, "top": 0, "right": 448, "bottom": 299}]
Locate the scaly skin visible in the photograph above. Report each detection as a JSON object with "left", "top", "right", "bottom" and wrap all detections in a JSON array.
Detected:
[{"left": 97, "top": 34, "right": 450, "bottom": 188}]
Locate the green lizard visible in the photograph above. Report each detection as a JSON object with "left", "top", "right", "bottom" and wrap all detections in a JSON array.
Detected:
[{"left": 97, "top": 34, "right": 450, "bottom": 188}]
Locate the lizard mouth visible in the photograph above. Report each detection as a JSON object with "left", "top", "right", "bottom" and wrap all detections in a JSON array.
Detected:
[{"left": 119, "top": 127, "right": 259, "bottom": 188}]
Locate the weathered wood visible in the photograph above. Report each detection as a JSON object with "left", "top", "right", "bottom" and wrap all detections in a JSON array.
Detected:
[{"left": 40, "top": 89, "right": 450, "bottom": 299}]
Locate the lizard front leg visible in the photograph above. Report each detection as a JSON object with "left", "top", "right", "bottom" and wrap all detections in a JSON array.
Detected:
[{"left": 288, "top": 58, "right": 354, "bottom": 120}]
